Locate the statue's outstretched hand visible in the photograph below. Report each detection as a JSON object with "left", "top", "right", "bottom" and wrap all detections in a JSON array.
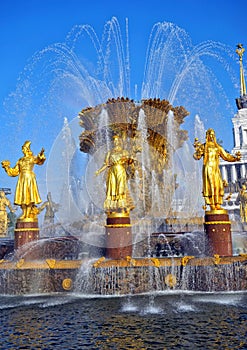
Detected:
[{"left": 1, "top": 160, "right": 10, "bottom": 169}]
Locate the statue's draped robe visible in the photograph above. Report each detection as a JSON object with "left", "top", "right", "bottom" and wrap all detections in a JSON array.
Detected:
[
  {"left": 202, "top": 142, "right": 238, "bottom": 206},
  {"left": 5, "top": 154, "right": 45, "bottom": 206},
  {"left": 103, "top": 149, "right": 129, "bottom": 210}
]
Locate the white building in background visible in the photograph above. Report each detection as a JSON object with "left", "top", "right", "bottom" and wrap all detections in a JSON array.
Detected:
[{"left": 220, "top": 44, "right": 247, "bottom": 210}]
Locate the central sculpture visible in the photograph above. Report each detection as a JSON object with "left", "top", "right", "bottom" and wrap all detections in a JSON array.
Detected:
[
  {"left": 79, "top": 97, "right": 189, "bottom": 218},
  {"left": 95, "top": 134, "right": 135, "bottom": 214},
  {"left": 95, "top": 134, "right": 136, "bottom": 259},
  {"left": 79, "top": 97, "right": 189, "bottom": 259}
]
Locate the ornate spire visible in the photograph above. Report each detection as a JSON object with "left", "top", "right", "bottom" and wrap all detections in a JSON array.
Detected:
[{"left": 236, "top": 43, "right": 246, "bottom": 96}]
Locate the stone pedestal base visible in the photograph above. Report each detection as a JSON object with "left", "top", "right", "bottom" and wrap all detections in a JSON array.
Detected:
[
  {"left": 204, "top": 210, "right": 232, "bottom": 256},
  {"left": 105, "top": 215, "right": 132, "bottom": 259},
  {"left": 14, "top": 220, "right": 39, "bottom": 250}
]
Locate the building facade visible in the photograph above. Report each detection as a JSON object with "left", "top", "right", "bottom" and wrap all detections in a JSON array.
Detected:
[{"left": 220, "top": 44, "right": 247, "bottom": 211}]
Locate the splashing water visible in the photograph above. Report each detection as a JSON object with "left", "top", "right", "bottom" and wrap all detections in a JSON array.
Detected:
[
  {"left": 1, "top": 17, "right": 241, "bottom": 242},
  {"left": 3, "top": 18, "right": 238, "bottom": 153}
]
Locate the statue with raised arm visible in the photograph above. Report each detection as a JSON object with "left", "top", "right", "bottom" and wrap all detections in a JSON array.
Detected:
[
  {"left": 95, "top": 135, "right": 135, "bottom": 213},
  {"left": 1, "top": 141, "right": 46, "bottom": 220},
  {"left": 193, "top": 128, "right": 241, "bottom": 211}
]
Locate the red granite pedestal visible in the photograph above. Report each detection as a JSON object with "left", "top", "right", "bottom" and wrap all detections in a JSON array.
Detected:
[
  {"left": 14, "top": 220, "right": 40, "bottom": 250},
  {"left": 105, "top": 214, "right": 132, "bottom": 259},
  {"left": 204, "top": 210, "right": 232, "bottom": 257}
]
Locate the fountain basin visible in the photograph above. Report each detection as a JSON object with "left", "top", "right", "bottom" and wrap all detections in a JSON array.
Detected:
[
  {"left": 0, "top": 255, "right": 246, "bottom": 295},
  {"left": 0, "top": 259, "right": 80, "bottom": 295}
]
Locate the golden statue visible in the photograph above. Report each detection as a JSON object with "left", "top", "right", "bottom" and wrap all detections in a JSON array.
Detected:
[
  {"left": 95, "top": 135, "right": 135, "bottom": 213},
  {"left": 1, "top": 141, "right": 46, "bottom": 220},
  {"left": 0, "top": 191, "right": 15, "bottom": 236},
  {"left": 239, "top": 185, "right": 247, "bottom": 222},
  {"left": 193, "top": 129, "right": 241, "bottom": 211}
]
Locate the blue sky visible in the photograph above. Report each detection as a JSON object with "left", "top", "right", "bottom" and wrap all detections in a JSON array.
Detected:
[
  {"left": 1, "top": 0, "right": 246, "bottom": 99},
  {"left": 0, "top": 0, "right": 247, "bottom": 199}
]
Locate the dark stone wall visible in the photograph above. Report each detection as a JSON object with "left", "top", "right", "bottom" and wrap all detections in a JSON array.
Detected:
[{"left": 0, "top": 268, "right": 78, "bottom": 295}]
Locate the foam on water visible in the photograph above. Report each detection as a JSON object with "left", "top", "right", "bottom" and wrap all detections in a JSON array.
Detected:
[
  {"left": 194, "top": 294, "right": 243, "bottom": 306},
  {"left": 0, "top": 294, "right": 78, "bottom": 310},
  {"left": 121, "top": 302, "right": 139, "bottom": 312},
  {"left": 140, "top": 305, "right": 163, "bottom": 315},
  {"left": 176, "top": 301, "right": 197, "bottom": 312}
]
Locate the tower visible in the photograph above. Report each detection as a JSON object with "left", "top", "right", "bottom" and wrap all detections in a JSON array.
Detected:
[{"left": 220, "top": 44, "right": 247, "bottom": 211}]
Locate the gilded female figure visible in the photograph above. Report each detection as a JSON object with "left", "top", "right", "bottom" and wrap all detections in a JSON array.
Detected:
[
  {"left": 1, "top": 141, "right": 46, "bottom": 220},
  {"left": 95, "top": 135, "right": 134, "bottom": 213},
  {"left": 193, "top": 129, "right": 241, "bottom": 211}
]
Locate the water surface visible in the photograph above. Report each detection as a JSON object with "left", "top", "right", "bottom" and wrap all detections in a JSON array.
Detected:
[{"left": 0, "top": 291, "right": 246, "bottom": 349}]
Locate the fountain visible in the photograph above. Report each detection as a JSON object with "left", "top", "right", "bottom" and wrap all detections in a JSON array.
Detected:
[{"left": 0, "top": 18, "right": 247, "bottom": 295}]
